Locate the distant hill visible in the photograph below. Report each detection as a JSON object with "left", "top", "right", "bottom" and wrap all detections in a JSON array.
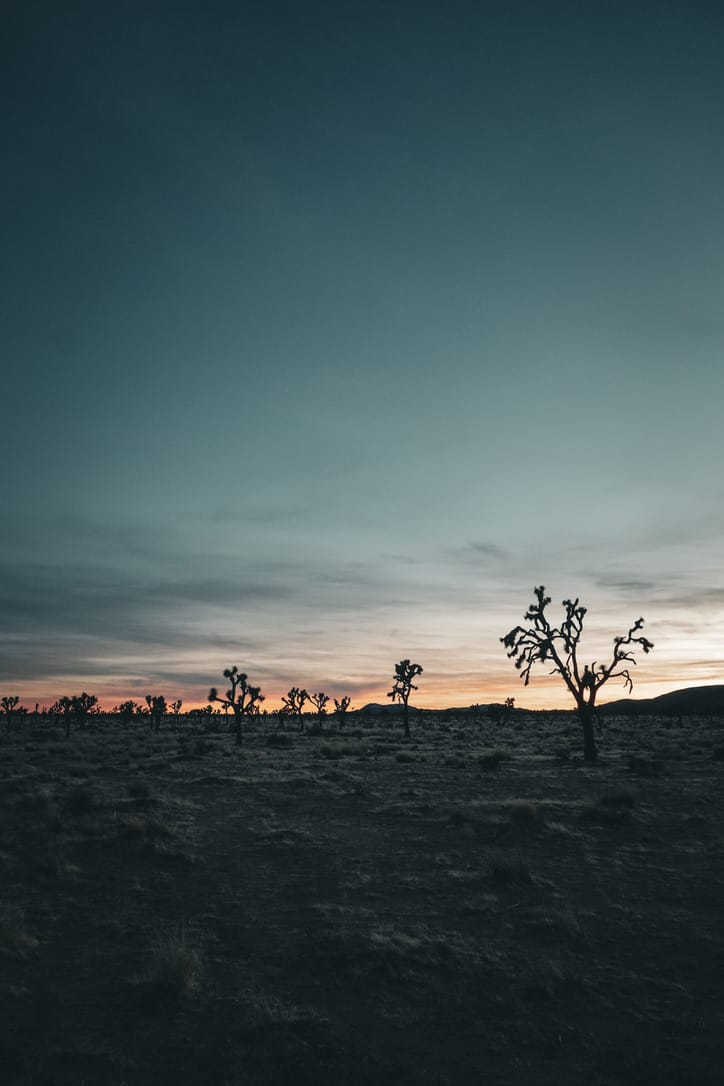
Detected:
[
  {"left": 355, "top": 702, "right": 407, "bottom": 714},
  {"left": 599, "top": 685, "right": 724, "bottom": 717},
  {"left": 352, "top": 687, "right": 724, "bottom": 719}
]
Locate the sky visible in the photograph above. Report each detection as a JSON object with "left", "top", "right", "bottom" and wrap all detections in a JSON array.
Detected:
[{"left": 3, "top": 0, "right": 724, "bottom": 711}]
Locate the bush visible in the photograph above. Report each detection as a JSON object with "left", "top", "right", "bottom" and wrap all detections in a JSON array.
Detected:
[
  {"left": 508, "top": 800, "right": 542, "bottom": 828},
  {"left": 145, "top": 925, "right": 203, "bottom": 997},
  {"left": 266, "top": 733, "right": 292, "bottom": 748}
]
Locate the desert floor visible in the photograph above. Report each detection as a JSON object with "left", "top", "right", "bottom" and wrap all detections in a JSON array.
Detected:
[{"left": 1, "top": 711, "right": 723, "bottom": 1085}]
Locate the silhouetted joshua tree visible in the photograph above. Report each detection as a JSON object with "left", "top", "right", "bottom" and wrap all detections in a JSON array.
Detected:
[
  {"left": 282, "top": 687, "right": 309, "bottom": 732},
  {"left": 209, "top": 667, "right": 264, "bottom": 746},
  {"left": 117, "top": 700, "right": 139, "bottom": 727},
  {"left": 310, "top": 692, "right": 329, "bottom": 727},
  {"left": 1, "top": 695, "right": 20, "bottom": 731},
  {"left": 502, "top": 586, "right": 654, "bottom": 763},
  {"left": 55, "top": 693, "right": 98, "bottom": 737},
  {"left": 145, "top": 695, "right": 167, "bottom": 733},
  {"left": 170, "top": 699, "right": 183, "bottom": 726},
  {"left": 334, "top": 696, "right": 352, "bottom": 728},
  {"left": 388, "top": 659, "right": 423, "bottom": 740}
]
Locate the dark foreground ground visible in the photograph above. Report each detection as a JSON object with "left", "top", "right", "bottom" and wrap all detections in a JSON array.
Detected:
[{"left": 1, "top": 711, "right": 723, "bottom": 1085}]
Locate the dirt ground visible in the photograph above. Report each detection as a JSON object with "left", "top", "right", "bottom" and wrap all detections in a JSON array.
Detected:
[{"left": 1, "top": 711, "right": 723, "bottom": 1085}]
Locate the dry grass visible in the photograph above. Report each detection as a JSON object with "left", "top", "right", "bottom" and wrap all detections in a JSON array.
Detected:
[
  {"left": 1, "top": 710, "right": 722, "bottom": 1085},
  {"left": 143, "top": 924, "right": 204, "bottom": 997}
]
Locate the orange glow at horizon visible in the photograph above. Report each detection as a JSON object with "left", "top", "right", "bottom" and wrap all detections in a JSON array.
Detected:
[{"left": 14, "top": 668, "right": 722, "bottom": 716}]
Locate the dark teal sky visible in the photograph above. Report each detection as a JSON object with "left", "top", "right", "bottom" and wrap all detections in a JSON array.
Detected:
[{"left": 3, "top": 1, "right": 724, "bottom": 707}]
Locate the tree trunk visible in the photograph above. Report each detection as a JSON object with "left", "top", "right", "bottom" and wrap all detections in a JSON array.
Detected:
[
  {"left": 578, "top": 702, "right": 598, "bottom": 762},
  {"left": 235, "top": 710, "right": 242, "bottom": 746},
  {"left": 402, "top": 701, "right": 410, "bottom": 740}
]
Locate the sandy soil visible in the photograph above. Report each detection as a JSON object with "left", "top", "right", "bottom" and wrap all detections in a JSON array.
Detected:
[{"left": 1, "top": 711, "right": 723, "bottom": 1085}]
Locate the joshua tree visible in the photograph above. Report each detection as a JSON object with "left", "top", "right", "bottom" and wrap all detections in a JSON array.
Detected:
[
  {"left": 117, "top": 700, "right": 139, "bottom": 727},
  {"left": 209, "top": 667, "right": 264, "bottom": 746},
  {"left": 170, "top": 699, "right": 183, "bottom": 726},
  {"left": 72, "top": 693, "right": 98, "bottom": 729},
  {"left": 282, "top": 687, "right": 309, "bottom": 732},
  {"left": 387, "top": 659, "right": 423, "bottom": 740},
  {"left": 145, "top": 695, "right": 167, "bottom": 733},
  {"left": 334, "top": 696, "right": 351, "bottom": 728},
  {"left": 502, "top": 586, "right": 654, "bottom": 762},
  {"left": 54, "top": 693, "right": 98, "bottom": 737},
  {"left": 1, "top": 695, "right": 20, "bottom": 731},
  {"left": 310, "top": 692, "right": 329, "bottom": 727},
  {"left": 490, "top": 696, "right": 516, "bottom": 726}
]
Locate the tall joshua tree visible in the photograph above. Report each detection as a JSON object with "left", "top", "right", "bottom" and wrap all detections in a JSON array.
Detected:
[
  {"left": 282, "top": 687, "right": 309, "bottom": 732},
  {"left": 145, "top": 695, "right": 167, "bottom": 733},
  {"left": 388, "top": 659, "right": 423, "bottom": 740},
  {"left": 334, "top": 696, "right": 351, "bottom": 729},
  {"left": 1, "top": 695, "right": 20, "bottom": 731},
  {"left": 209, "top": 667, "right": 264, "bottom": 746},
  {"left": 55, "top": 693, "right": 98, "bottom": 737},
  {"left": 310, "top": 692, "right": 329, "bottom": 727},
  {"left": 502, "top": 586, "right": 654, "bottom": 762}
]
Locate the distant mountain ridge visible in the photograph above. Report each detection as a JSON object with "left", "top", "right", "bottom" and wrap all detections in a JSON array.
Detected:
[
  {"left": 354, "top": 686, "right": 724, "bottom": 717},
  {"left": 598, "top": 684, "right": 724, "bottom": 716}
]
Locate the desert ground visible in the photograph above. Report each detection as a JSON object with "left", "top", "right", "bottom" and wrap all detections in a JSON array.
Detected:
[{"left": 1, "top": 708, "right": 723, "bottom": 1085}]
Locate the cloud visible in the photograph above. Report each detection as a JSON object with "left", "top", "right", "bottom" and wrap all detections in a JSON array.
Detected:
[{"left": 469, "top": 541, "right": 508, "bottom": 560}]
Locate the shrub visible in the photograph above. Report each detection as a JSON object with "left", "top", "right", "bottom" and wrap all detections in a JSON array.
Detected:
[
  {"left": 478, "top": 748, "right": 510, "bottom": 770},
  {"left": 146, "top": 925, "right": 203, "bottom": 997},
  {"left": 508, "top": 800, "right": 542, "bottom": 828},
  {"left": 266, "top": 732, "right": 292, "bottom": 748}
]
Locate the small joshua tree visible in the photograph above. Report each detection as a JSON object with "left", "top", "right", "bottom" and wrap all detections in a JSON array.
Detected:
[
  {"left": 170, "top": 699, "right": 183, "bottom": 727},
  {"left": 334, "top": 696, "right": 351, "bottom": 729},
  {"left": 117, "top": 700, "right": 139, "bottom": 727},
  {"left": 387, "top": 659, "right": 423, "bottom": 740},
  {"left": 282, "top": 687, "right": 309, "bottom": 732},
  {"left": 145, "top": 695, "right": 167, "bottom": 733},
  {"left": 502, "top": 586, "right": 654, "bottom": 762},
  {"left": 209, "top": 667, "right": 264, "bottom": 746},
  {"left": 310, "top": 692, "right": 329, "bottom": 728},
  {"left": 1, "top": 695, "right": 20, "bottom": 731}
]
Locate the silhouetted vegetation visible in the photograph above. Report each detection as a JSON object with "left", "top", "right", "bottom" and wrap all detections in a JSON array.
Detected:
[
  {"left": 502, "top": 586, "right": 654, "bottom": 762},
  {"left": 388, "top": 659, "right": 423, "bottom": 740},
  {"left": 1, "top": 695, "right": 20, "bottom": 731},
  {"left": 116, "top": 699, "right": 140, "bottom": 726},
  {"left": 310, "top": 691, "right": 329, "bottom": 727},
  {"left": 282, "top": 686, "right": 309, "bottom": 732},
  {"left": 334, "top": 695, "right": 352, "bottom": 728},
  {"left": 145, "top": 694, "right": 167, "bottom": 733},
  {"left": 209, "top": 667, "right": 264, "bottom": 746}
]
